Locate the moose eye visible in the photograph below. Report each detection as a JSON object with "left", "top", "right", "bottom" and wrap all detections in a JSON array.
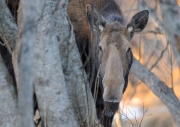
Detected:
[{"left": 127, "top": 48, "right": 131, "bottom": 53}]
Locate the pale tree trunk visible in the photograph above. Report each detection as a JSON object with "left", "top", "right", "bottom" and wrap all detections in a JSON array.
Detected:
[
  {"left": 33, "top": 0, "right": 79, "bottom": 126},
  {"left": 0, "top": 0, "right": 19, "bottom": 126},
  {"left": 131, "top": 58, "right": 180, "bottom": 126},
  {"left": 1, "top": 0, "right": 100, "bottom": 126},
  {"left": 0, "top": 0, "right": 100, "bottom": 127},
  {"left": 0, "top": 55, "right": 19, "bottom": 127},
  {"left": 34, "top": 0, "right": 100, "bottom": 126},
  {"left": 14, "top": 0, "right": 36, "bottom": 126}
]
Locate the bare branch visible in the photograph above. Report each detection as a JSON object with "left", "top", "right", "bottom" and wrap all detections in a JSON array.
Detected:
[
  {"left": 168, "top": 44, "right": 175, "bottom": 90},
  {"left": 144, "top": 35, "right": 158, "bottom": 67},
  {"left": 125, "top": 0, "right": 136, "bottom": 21},
  {"left": 138, "top": 34, "right": 142, "bottom": 61},
  {"left": 120, "top": 109, "right": 135, "bottom": 127},
  {"left": 131, "top": 58, "right": 180, "bottom": 126},
  {"left": 150, "top": 41, "right": 169, "bottom": 70},
  {"left": 138, "top": 104, "right": 151, "bottom": 127}
]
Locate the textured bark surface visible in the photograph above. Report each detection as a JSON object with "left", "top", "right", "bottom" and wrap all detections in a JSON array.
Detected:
[
  {"left": 159, "top": 0, "right": 180, "bottom": 67},
  {"left": 33, "top": 0, "right": 79, "bottom": 126},
  {"left": 0, "top": 0, "right": 18, "bottom": 53},
  {"left": 131, "top": 58, "right": 180, "bottom": 126},
  {"left": 0, "top": 55, "right": 19, "bottom": 127},
  {"left": 8, "top": 0, "right": 99, "bottom": 126}
]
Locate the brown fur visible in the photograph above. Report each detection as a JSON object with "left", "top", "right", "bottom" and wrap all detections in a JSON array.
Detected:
[
  {"left": 68, "top": 1, "right": 130, "bottom": 126},
  {"left": 68, "top": 0, "right": 130, "bottom": 126},
  {"left": 99, "top": 22, "right": 132, "bottom": 102}
]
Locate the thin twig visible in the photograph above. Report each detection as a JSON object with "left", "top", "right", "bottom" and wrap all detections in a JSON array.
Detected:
[
  {"left": 139, "top": 103, "right": 151, "bottom": 127},
  {"left": 127, "top": 107, "right": 138, "bottom": 126},
  {"left": 120, "top": 104, "right": 151, "bottom": 127},
  {"left": 139, "top": 34, "right": 142, "bottom": 62},
  {"left": 169, "top": 44, "right": 174, "bottom": 90},
  {"left": 125, "top": 0, "right": 136, "bottom": 21},
  {"left": 150, "top": 41, "right": 169, "bottom": 71},
  {"left": 119, "top": 109, "right": 135, "bottom": 127},
  {"left": 144, "top": 36, "right": 158, "bottom": 67}
]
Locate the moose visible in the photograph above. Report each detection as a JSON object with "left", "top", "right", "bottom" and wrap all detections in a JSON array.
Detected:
[
  {"left": 0, "top": 0, "right": 148, "bottom": 126},
  {"left": 68, "top": 0, "right": 149, "bottom": 126}
]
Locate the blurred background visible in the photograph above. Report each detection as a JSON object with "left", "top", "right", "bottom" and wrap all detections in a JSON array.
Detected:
[{"left": 114, "top": 0, "right": 180, "bottom": 126}]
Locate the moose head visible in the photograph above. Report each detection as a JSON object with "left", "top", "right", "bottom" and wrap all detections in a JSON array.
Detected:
[{"left": 86, "top": 5, "right": 149, "bottom": 127}]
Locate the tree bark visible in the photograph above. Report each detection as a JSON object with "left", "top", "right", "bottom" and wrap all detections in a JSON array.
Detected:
[
  {"left": 131, "top": 58, "right": 180, "bottom": 126},
  {"left": 1, "top": 0, "right": 104, "bottom": 126},
  {"left": 33, "top": 0, "right": 79, "bottom": 126},
  {"left": 0, "top": 1, "right": 19, "bottom": 127},
  {"left": 0, "top": 55, "right": 19, "bottom": 127}
]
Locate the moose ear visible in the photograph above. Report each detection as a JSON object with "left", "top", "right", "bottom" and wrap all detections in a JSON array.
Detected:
[
  {"left": 86, "top": 5, "right": 107, "bottom": 32},
  {"left": 127, "top": 10, "right": 149, "bottom": 36}
]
